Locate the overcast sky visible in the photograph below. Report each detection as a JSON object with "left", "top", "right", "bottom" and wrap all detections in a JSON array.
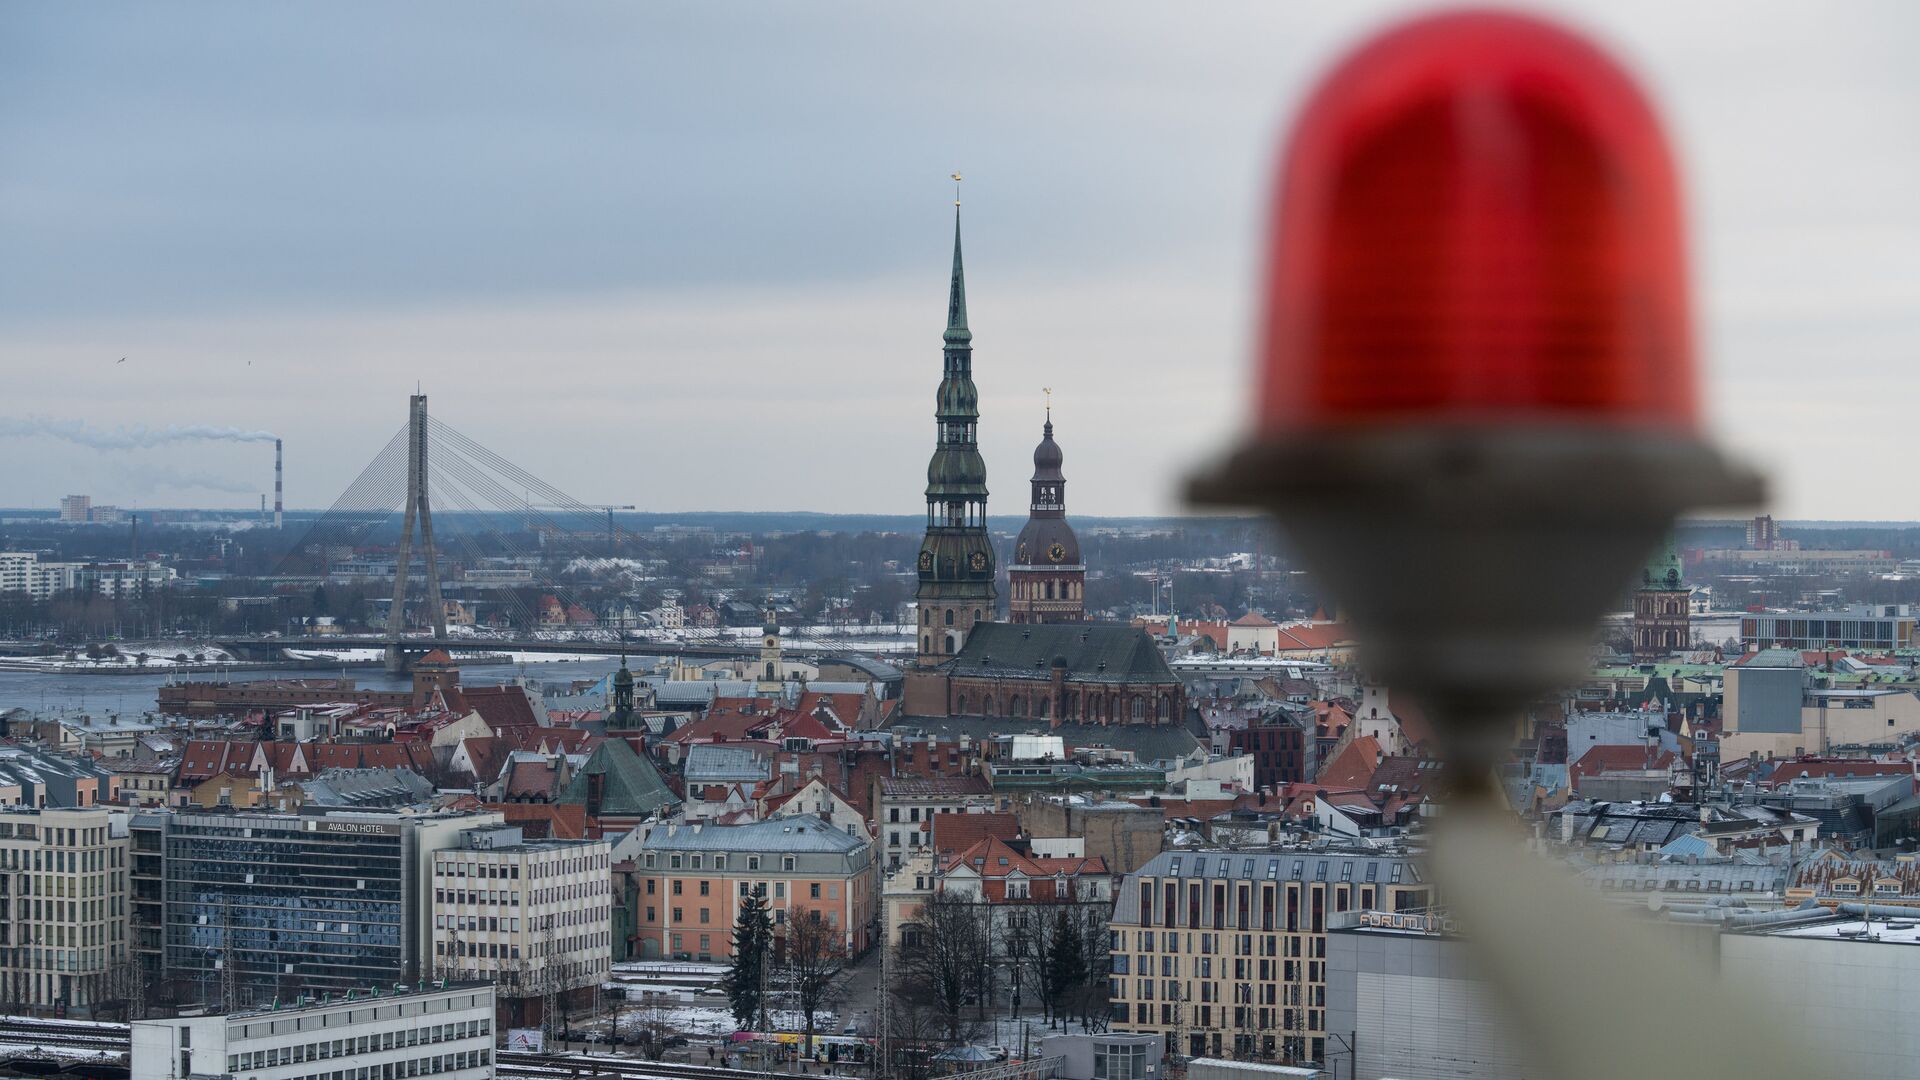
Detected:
[{"left": 4, "top": 1, "right": 1920, "bottom": 518}]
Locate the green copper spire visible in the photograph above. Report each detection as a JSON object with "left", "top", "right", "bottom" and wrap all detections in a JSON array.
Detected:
[
  {"left": 917, "top": 191, "right": 996, "bottom": 666},
  {"left": 945, "top": 207, "right": 971, "bottom": 346},
  {"left": 1641, "top": 533, "right": 1685, "bottom": 591}
]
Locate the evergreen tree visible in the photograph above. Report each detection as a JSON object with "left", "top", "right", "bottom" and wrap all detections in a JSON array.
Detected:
[
  {"left": 1045, "top": 905, "right": 1084, "bottom": 1025},
  {"left": 722, "top": 890, "right": 773, "bottom": 1027}
]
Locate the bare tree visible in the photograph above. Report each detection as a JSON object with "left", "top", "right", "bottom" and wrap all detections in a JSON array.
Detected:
[
  {"left": 897, "top": 892, "right": 980, "bottom": 1040},
  {"left": 1072, "top": 901, "right": 1111, "bottom": 1030},
  {"left": 884, "top": 982, "right": 947, "bottom": 1080},
  {"left": 628, "top": 993, "right": 675, "bottom": 1061},
  {"left": 785, "top": 911, "right": 844, "bottom": 1062}
]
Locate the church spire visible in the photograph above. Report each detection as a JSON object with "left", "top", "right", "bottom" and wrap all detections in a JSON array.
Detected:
[
  {"left": 945, "top": 205, "right": 970, "bottom": 346},
  {"left": 917, "top": 178, "right": 995, "bottom": 666}
]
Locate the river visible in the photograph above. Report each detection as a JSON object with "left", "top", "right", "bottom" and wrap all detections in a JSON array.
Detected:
[{"left": 0, "top": 656, "right": 636, "bottom": 716}]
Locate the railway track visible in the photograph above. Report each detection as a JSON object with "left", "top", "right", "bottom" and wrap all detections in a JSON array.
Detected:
[
  {"left": 0, "top": 1019, "right": 130, "bottom": 1055},
  {"left": 496, "top": 1051, "right": 821, "bottom": 1080}
]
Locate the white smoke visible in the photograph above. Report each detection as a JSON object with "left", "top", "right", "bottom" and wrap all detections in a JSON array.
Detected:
[
  {"left": 0, "top": 416, "right": 277, "bottom": 449},
  {"left": 110, "top": 461, "right": 262, "bottom": 495}
]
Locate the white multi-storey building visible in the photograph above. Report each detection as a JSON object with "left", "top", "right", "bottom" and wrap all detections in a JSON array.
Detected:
[
  {"left": 0, "top": 553, "right": 173, "bottom": 599},
  {"left": 0, "top": 553, "right": 34, "bottom": 596},
  {"left": 0, "top": 806, "right": 131, "bottom": 1015},
  {"left": 429, "top": 825, "right": 611, "bottom": 1026},
  {"left": 132, "top": 981, "right": 496, "bottom": 1080}
]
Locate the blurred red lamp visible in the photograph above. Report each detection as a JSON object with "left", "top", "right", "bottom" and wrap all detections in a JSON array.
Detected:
[
  {"left": 1258, "top": 9, "right": 1695, "bottom": 434},
  {"left": 1192, "top": 9, "right": 1759, "bottom": 770}
]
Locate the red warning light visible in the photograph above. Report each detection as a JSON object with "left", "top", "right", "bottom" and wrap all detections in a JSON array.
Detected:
[{"left": 1258, "top": 10, "right": 1695, "bottom": 433}]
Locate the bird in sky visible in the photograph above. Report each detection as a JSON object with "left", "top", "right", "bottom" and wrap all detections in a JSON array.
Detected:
[{"left": 116, "top": 357, "right": 126, "bottom": 364}]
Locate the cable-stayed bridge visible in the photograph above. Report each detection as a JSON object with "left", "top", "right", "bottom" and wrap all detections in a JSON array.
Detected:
[{"left": 261, "top": 394, "right": 910, "bottom": 671}]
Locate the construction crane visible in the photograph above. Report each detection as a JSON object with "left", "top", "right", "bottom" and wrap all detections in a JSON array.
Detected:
[{"left": 525, "top": 503, "right": 636, "bottom": 555}]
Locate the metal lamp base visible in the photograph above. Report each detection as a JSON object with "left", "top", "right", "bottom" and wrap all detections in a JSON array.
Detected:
[{"left": 1190, "top": 425, "right": 1762, "bottom": 772}]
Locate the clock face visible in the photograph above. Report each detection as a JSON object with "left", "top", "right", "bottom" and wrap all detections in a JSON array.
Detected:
[
  {"left": 969, "top": 551, "right": 989, "bottom": 572},
  {"left": 1048, "top": 542, "right": 1067, "bottom": 564},
  {"left": 918, "top": 551, "right": 934, "bottom": 572}
]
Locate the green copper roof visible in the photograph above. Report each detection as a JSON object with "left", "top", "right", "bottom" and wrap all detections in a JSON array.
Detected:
[
  {"left": 1641, "top": 534, "right": 1685, "bottom": 591},
  {"left": 920, "top": 202, "right": 995, "bottom": 606},
  {"left": 945, "top": 208, "right": 970, "bottom": 346},
  {"left": 559, "top": 738, "right": 677, "bottom": 817}
]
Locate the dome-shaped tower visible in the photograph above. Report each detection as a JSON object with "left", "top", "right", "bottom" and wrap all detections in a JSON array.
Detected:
[
  {"left": 1633, "top": 533, "right": 1691, "bottom": 661},
  {"left": 1009, "top": 401, "right": 1086, "bottom": 624}
]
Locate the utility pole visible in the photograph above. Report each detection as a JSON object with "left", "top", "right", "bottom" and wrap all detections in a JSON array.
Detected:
[
  {"left": 387, "top": 393, "right": 447, "bottom": 673},
  {"left": 540, "top": 922, "right": 558, "bottom": 1047},
  {"left": 876, "top": 899, "right": 890, "bottom": 1080}
]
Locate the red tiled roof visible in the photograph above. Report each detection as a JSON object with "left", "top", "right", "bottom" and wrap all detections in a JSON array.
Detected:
[
  {"left": 1765, "top": 757, "right": 1917, "bottom": 784},
  {"left": 504, "top": 759, "right": 561, "bottom": 800},
  {"left": 456, "top": 737, "right": 507, "bottom": 785},
  {"left": 462, "top": 685, "right": 540, "bottom": 730},
  {"left": 790, "top": 692, "right": 858, "bottom": 729},
  {"left": 307, "top": 743, "right": 433, "bottom": 774},
  {"left": 780, "top": 712, "right": 840, "bottom": 743},
  {"left": 1316, "top": 736, "right": 1383, "bottom": 789},
  {"left": 1232, "top": 612, "right": 1276, "bottom": 628},
  {"left": 1310, "top": 701, "right": 1353, "bottom": 740},
  {"left": 178, "top": 740, "right": 255, "bottom": 783},
  {"left": 486, "top": 802, "right": 586, "bottom": 840},
  {"left": 942, "top": 836, "right": 1105, "bottom": 882},
  {"left": 929, "top": 812, "right": 1019, "bottom": 856},
  {"left": 496, "top": 725, "right": 594, "bottom": 755},
  {"left": 1387, "top": 695, "right": 1433, "bottom": 748},
  {"left": 1366, "top": 755, "right": 1439, "bottom": 802},
  {"left": 1569, "top": 744, "right": 1677, "bottom": 786},
  {"left": 663, "top": 704, "right": 778, "bottom": 745},
  {"left": 1275, "top": 623, "right": 1353, "bottom": 651}
]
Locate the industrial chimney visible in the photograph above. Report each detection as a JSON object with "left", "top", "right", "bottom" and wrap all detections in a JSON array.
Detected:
[{"left": 274, "top": 438, "right": 284, "bottom": 529}]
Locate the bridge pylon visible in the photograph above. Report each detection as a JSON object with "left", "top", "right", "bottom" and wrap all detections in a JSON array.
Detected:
[{"left": 386, "top": 393, "right": 447, "bottom": 672}]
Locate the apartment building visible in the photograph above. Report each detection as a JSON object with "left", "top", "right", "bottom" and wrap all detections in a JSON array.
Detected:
[
  {"left": 1740, "top": 605, "right": 1917, "bottom": 652},
  {"left": 132, "top": 981, "right": 496, "bottom": 1080},
  {"left": 633, "top": 819, "right": 874, "bottom": 962},
  {"left": 429, "top": 825, "right": 612, "bottom": 1026},
  {"left": 1109, "top": 848, "right": 1430, "bottom": 1064},
  {"left": 873, "top": 775, "right": 994, "bottom": 870},
  {"left": 0, "top": 806, "right": 132, "bottom": 1016},
  {"left": 0, "top": 552, "right": 174, "bottom": 599}
]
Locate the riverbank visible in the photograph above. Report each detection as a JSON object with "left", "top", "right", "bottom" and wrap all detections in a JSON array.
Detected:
[
  {"left": 0, "top": 656, "right": 636, "bottom": 714},
  {"left": 0, "top": 656, "right": 389, "bottom": 675}
]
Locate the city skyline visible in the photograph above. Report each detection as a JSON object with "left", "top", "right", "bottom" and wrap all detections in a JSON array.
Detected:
[{"left": 6, "top": 1, "right": 1920, "bottom": 517}]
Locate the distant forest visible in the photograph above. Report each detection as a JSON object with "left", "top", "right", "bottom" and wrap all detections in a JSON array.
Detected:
[{"left": 1680, "top": 520, "right": 1920, "bottom": 556}]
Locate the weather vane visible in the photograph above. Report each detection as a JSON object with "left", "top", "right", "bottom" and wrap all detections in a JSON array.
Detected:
[
  {"left": 1044, "top": 386, "right": 1052, "bottom": 419},
  {"left": 951, "top": 171, "right": 962, "bottom": 206}
]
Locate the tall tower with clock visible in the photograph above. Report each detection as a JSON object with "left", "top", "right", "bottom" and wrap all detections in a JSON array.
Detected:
[
  {"left": 1008, "top": 399, "right": 1086, "bottom": 624},
  {"left": 915, "top": 193, "right": 997, "bottom": 666}
]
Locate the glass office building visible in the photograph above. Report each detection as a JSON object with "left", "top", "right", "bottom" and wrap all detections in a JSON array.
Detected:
[{"left": 161, "top": 809, "right": 495, "bottom": 1008}]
